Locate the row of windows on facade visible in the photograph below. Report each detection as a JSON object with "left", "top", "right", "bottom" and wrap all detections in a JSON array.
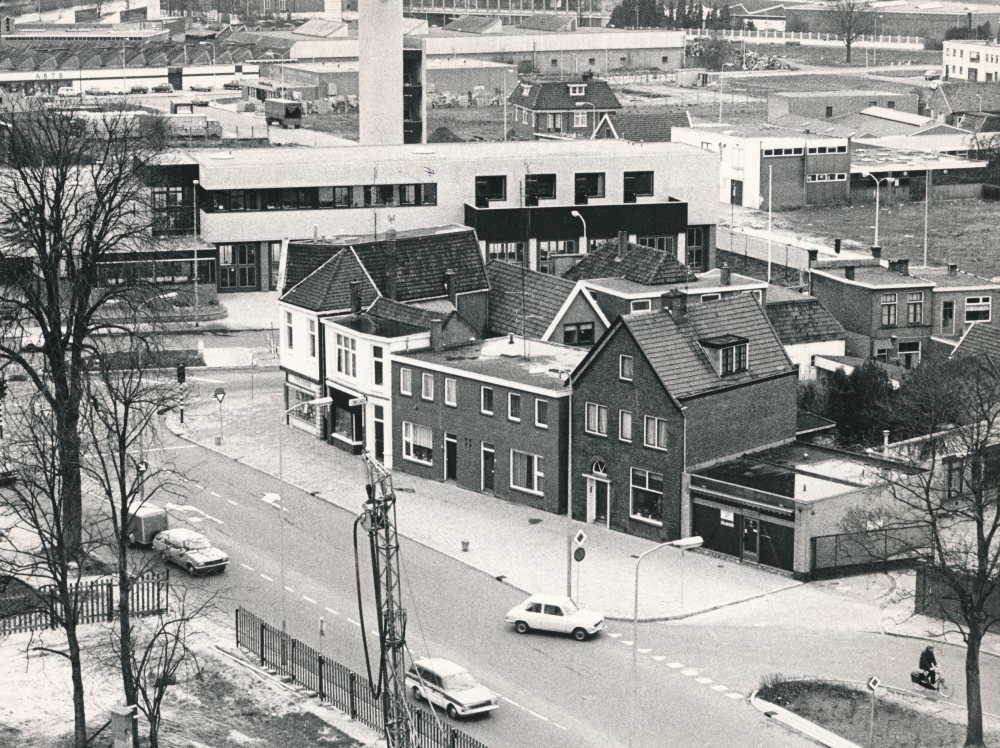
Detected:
[
  {"left": 879, "top": 293, "right": 990, "bottom": 328},
  {"left": 203, "top": 184, "right": 438, "bottom": 212},
  {"left": 400, "top": 368, "right": 552, "bottom": 427},
  {"left": 284, "top": 321, "right": 389, "bottom": 385},
  {"left": 476, "top": 171, "right": 654, "bottom": 205},
  {"left": 762, "top": 145, "right": 849, "bottom": 156}
]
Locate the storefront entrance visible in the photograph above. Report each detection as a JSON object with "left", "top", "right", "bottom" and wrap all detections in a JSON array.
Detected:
[{"left": 692, "top": 497, "right": 795, "bottom": 573}]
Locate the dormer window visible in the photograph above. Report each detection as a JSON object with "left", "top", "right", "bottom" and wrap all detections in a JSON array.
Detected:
[
  {"left": 521, "top": 84, "right": 532, "bottom": 96},
  {"left": 569, "top": 84, "right": 586, "bottom": 96},
  {"left": 699, "top": 334, "right": 749, "bottom": 376}
]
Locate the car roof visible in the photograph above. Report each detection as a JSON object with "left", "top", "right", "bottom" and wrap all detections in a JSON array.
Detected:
[
  {"left": 131, "top": 504, "right": 165, "bottom": 518},
  {"left": 523, "top": 593, "right": 572, "bottom": 606},
  {"left": 161, "top": 528, "right": 203, "bottom": 541},
  {"left": 412, "top": 658, "right": 468, "bottom": 676}
]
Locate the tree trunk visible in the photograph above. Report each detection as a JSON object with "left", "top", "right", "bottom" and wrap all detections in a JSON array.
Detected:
[
  {"left": 66, "top": 620, "right": 88, "bottom": 748},
  {"left": 118, "top": 543, "right": 139, "bottom": 748},
  {"left": 845, "top": 41, "right": 852, "bottom": 63},
  {"left": 965, "top": 627, "right": 987, "bottom": 747},
  {"left": 56, "top": 391, "right": 84, "bottom": 556},
  {"left": 148, "top": 710, "right": 160, "bottom": 748}
]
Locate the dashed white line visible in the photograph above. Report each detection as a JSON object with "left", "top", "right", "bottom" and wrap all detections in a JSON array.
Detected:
[
  {"left": 195, "top": 484, "right": 204, "bottom": 490},
  {"left": 240, "top": 563, "right": 254, "bottom": 571},
  {"left": 622, "top": 640, "right": 634, "bottom": 647},
  {"left": 607, "top": 633, "right": 622, "bottom": 638},
  {"left": 638, "top": 648, "right": 651, "bottom": 654},
  {"left": 553, "top": 723, "right": 568, "bottom": 731},
  {"left": 652, "top": 656, "right": 666, "bottom": 662},
  {"left": 667, "top": 662, "right": 684, "bottom": 669},
  {"left": 726, "top": 692, "right": 744, "bottom": 700},
  {"left": 302, "top": 596, "right": 317, "bottom": 604},
  {"left": 210, "top": 491, "right": 220, "bottom": 497},
  {"left": 260, "top": 573, "right": 274, "bottom": 582},
  {"left": 347, "top": 618, "right": 361, "bottom": 627},
  {"left": 285, "top": 586, "right": 295, "bottom": 593},
  {"left": 207, "top": 516, "right": 223, "bottom": 524},
  {"left": 502, "top": 696, "right": 521, "bottom": 708},
  {"left": 696, "top": 677, "right": 713, "bottom": 684},
  {"left": 325, "top": 607, "right": 339, "bottom": 616},
  {"left": 711, "top": 685, "right": 729, "bottom": 692},
  {"left": 681, "top": 669, "right": 699, "bottom": 677},
  {"left": 526, "top": 709, "right": 549, "bottom": 722},
  {"left": 227, "top": 499, "right": 239, "bottom": 506}
]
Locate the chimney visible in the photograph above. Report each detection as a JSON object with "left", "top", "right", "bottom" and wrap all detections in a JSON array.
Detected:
[
  {"left": 948, "top": 263, "right": 958, "bottom": 277},
  {"left": 720, "top": 263, "right": 731, "bottom": 286},
  {"left": 882, "top": 429, "right": 890, "bottom": 456},
  {"left": 349, "top": 281, "right": 362, "bottom": 315},
  {"left": 844, "top": 266, "right": 855, "bottom": 281},
  {"left": 871, "top": 245, "right": 882, "bottom": 260},
  {"left": 385, "top": 228, "right": 398, "bottom": 301},
  {"left": 807, "top": 249, "right": 819, "bottom": 268},
  {"left": 429, "top": 319, "right": 444, "bottom": 350},
  {"left": 661, "top": 289, "right": 687, "bottom": 317},
  {"left": 444, "top": 268, "right": 457, "bottom": 306},
  {"left": 313, "top": 224, "right": 319, "bottom": 241},
  {"left": 889, "top": 258, "right": 910, "bottom": 276},
  {"left": 617, "top": 230, "right": 628, "bottom": 260},
  {"left": 834, "top": 238, "right": 841, "bottom": 255}
]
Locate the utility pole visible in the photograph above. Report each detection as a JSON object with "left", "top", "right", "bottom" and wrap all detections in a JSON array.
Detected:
[{"left": 361, "top": 453, "right": 411, "bottom": 748}]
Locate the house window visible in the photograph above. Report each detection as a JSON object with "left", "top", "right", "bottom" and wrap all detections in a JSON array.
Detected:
[
  {"left": 661, "top": 55, "right": 668, "bottom": 63},
  {"left": 701, "top": 294, "right": 721, "bottom": 302},
  {"left": 481, "top": 386, "right": 494, "bottom": 415},
  {"left": 563, "top": 322, "right": 595, "bottom": 346},
  {"left": 551, "top": 58, "right": 558, "bottom": 67},
  {"left": 568, "top": 84, "right": 586, "bottom": 96},
  {"left": 535, "top": 398, "right": 549, "bottom": 428},
  {"left": 546, "top": 113, "right": 562, "bottom": 132},
  {"left": 942, "top": 301, "right": 955, "bottom": 334},
  {"left": 620, "top": 355, "right": 634, "bottom": 381},
  {"left": 373, "top": 346, "right": 384, "bottom": 386},
  {"left": 638, "top": 236, "right": 675, "bottom": 253},
  {"left": 630, "top": 300, "right": 651, "bottom": 314},
  {"left": 899, "top": 341, "right": 921, "bottom": 368},
  {"left": 585, "top": 402, "right": 608, "bottom": 436},
  {"left": 574, "top": 111, "right": 587, "bottom": 128},
  {"left": 575, "top": 173, "right": 605, "bottom": 199},
  {"left": 619, "top": 410, "right": 633, "bottom": 442},
  {"left": 881, "top": 293, "right": 898, "bottom": 326},
  {"left": 966, "top": 296, "right": 992, "bottom": 322},
  {"left": 511, "top": 450, "right": 543, "bottom": 494},
  {"left": 825, "top": 106, "right": 833, "bottom": 117},
  {"left": 526, "top": 174, "right": 557, "bottom": 200},
  {"left": 589, "top": 57, "right": 596, "bottom": 65},
  {"left": 400, "top": 368, "right": 412, "bottom": 396},
  {"left": 946, "top": 457, "right": 964, "bottom": 498},
  {"left": 523, "top": 108, "right": 529, "bottom": 124},
  {"left": 630, "top": 467, "right": 663, "bottom": 525},
  {"left": 624, "top": 171, "right": 654, "bottom": 198},
  {"left": 907, "top": 291, "right": 924, "bottom": 324},
  {"left": 445, "top": 377, "right": 456, "bottom": 407},
  {"left": 887, "top": 100, "right": 895, "bottom": 109},
  {"left": 336, "top": 334, "right": 357, "bottom": 377},
  {"left": 308, "top": 320, "right": 317, "bottom": 358},
  {"left": 686, "top": 227, "right": 705, "bottom": 269},
  {"left": 475, "top": 175, "right": 507, "bottom": 202},
  {"left": 644, "top": 416, "right": 668, "bottom": 450},
  {"left": 509, "top": 392, "right": 521, "bottom": 422},
  {"left": 402, "top": 422, "right": 433, "bottom": 465},
  {"left": 722, "top": 344, "right": 748, "bottom": 375},
  {"left": 421, "top": 372, "right": 434, "bottom": 401},
  {"left": 487, "top": 242, "right": 524, "bottom": 264},
  {"left": 285, "top": 311, "right": 293, "bottom": 349},
  {"left": 875, "top": 348, "right": 889, "bottom": 363}
]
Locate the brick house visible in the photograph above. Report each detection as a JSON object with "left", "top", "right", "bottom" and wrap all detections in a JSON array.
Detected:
[
  {"left": 391, "top": 337, "right": 585, "bottom": 513},
  {"left": 507, "top": 76, "right": 621, "bottom": 141},
  {"left": 568, "top": 293, "right": 798, "bottom": 542}
]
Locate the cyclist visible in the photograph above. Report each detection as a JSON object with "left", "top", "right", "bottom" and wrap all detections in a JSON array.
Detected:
[{"left": 919, "top": 645, "right": 938, "bottom": 687}]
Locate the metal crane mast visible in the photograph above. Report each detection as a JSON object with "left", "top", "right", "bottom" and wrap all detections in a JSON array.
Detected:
[{"left": 361, "top": 451, "right": 412, "bottom": 748}]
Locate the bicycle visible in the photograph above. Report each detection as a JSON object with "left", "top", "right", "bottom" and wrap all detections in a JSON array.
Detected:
[{"left": 911, "top": 669, "right": 953, "bottom": 698}]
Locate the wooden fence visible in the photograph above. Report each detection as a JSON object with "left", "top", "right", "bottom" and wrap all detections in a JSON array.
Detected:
[{"left": 235, "top": 608, "right": 489, "bottom": 748}]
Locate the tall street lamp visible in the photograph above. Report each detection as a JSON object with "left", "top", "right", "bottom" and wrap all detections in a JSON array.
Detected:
[
  {"left": 192, "top": 179, "right": 199, "bottom": 328},
  {"left": 571, "top": 210, "right": 587, "bottom": 255},
  {"left": 575, "top": 100, "right": 598, "bottom": 138},
  {"left": 863, "top": 172, "right": 896, "bottom": 249},
  {"left": 629, "top": 535, "right": 703, "bottom": 748},
  {"left": 718, "top": 62, "right": 736, "bottom": 124}
]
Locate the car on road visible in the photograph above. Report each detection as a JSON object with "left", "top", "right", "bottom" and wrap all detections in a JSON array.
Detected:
[
  {"left": 152, "top": 83, "right": 174, "bottom": 94},
  {"left": 152, "top": 528, "right": 228, "bottom": 576},
  {"left": 129, "top": 85, "right": 149, "bottom": 94},
  {"left": 189, "top": 83, "right": 213, "bottom": 92},
  {"left": 84, "top": 87, "right": 106, "bottom": 96},
  {"left": 405, "top": 658, "right": 498, "bottom": 720},
  {"left": 223, "top": 80, "right": 243, "bottom": 91},
  {"left": 505, "top": 593, "right": 604, "bottom": 640}
]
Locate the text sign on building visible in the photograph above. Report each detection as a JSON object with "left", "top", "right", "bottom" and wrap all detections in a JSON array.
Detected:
[{"left": 349, "top": 396, "right": 367, "bottom": 407}]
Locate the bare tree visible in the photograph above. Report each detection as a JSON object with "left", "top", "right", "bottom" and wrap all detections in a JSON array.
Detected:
[
  {"left": 830, "top": 0, "right": 873, "bottom": 63},
  {"left": 0, "top": 98, "right": 170, "bottom": 556}
]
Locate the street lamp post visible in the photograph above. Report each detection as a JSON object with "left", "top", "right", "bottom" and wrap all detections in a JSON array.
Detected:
[
  {"left": 718, "top": 63, "right": 736, "bottom": 124},
  {"left": 570, "top": 210, "right": 587, "bottom": 255},
  {"left": 863, "top": 172, "right": 896, "bottom": 248},
  {"left": 629, "top": 536, "right": 703, "bottom": 748},
  {"left": 575, "top": 100, "right": 598, "bottom": 138},
  {"left": 192, "top": 179, "right": 199, "bottom": 328}
]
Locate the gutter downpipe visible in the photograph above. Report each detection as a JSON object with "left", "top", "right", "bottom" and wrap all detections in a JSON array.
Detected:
[{"left": 681, "top": 405, "right": 690, "bottom": 537}]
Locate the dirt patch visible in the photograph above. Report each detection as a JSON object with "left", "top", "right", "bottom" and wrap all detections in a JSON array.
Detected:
[{"left": 758, "top": 679, "right": 1000, "bottom": 747}]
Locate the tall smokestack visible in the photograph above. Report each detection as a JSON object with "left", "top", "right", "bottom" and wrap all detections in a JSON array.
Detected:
[{"left": 358, "top": 0, "right": 404, "bottom": 145}]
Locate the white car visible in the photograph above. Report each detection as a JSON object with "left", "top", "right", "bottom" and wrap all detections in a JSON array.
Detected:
[
  {"left": 505, "top": 593, "right": 604, "bottom": 641},
  {"left": 151, "top": 528, "right": 228, "bottom": 576},
  {"left": 405, "top": 658, "right": 498, "bottom": 720}
]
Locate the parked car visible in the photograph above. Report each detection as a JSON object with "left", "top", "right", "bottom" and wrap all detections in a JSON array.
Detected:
[
  {"left": 152, "top": 528, "right": 228, "bottom": 575},
  {"left": 924, "top": 69, "right": 941, "bottom": 81},
  {"left": 152, "top": 83, "right": 174, "bottom": 94},
  {"left": 125, "top": 504, "right": 169, "bottom": 547},
  {"left": 505, "top": 593, "right": 604, "bottom": 640},
  {"left": 57, "top": 86, "right": 77, "bottom": 97},
  {"left": 223, "top": 80, "right": 243, "bottom": 91},
  {"left": 405, "top": 658, "right": 498, "bottom": 720},
  {"left": 84, "top": 87, "right": 106, "bottom": 96},
  {"left": 191, "top": 97, "right": 210, "bottom": 107},
  {"left": 129, "top": 85, "right": 149, "bottom": 94},
  {"left": 189, "top": 83, "right": 213, "bottom": 92}
]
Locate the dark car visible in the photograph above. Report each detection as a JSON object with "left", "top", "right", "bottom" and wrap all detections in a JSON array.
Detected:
[
  {"left": 152, "top": 83, "right": 173, "bottom": 94},
  {"left": 189, "top": 83, "right": 213, "bottom": 92},
  {"left": 223, "top": 80, "right": 243, "bottom": 91},
  {"left": 129, "top": 85, "right": 149, "bottom": 94}
]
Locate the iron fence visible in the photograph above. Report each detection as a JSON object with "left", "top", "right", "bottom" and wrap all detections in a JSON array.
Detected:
[
  {"left": 236, "top": 608, "right": 490, "bottom": 748},
  {"left": 811, "top": 525, "right": 929, "bottom": 578}
]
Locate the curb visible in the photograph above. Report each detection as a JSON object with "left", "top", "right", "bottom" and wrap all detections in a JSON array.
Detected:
[
  {"left": 883, "top": 629, "right": 1000, "bottom": 660},
  {"left": 604, "top": 582, "right": 801, "bottom": 622},
  {"left": 749, "top": 689, "right": 862, "bottom": 748}
]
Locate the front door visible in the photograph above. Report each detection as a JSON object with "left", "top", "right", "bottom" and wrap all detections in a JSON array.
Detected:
[
  {"left": 586, "top": 477, "right": 609, "bottom": 525},
  {"left": 373, "top": 405, "right": 385, "bottom": 463},
  {"left": 445, "top": 433, "right": 457, "bottom": 481},
  {"left": 482, "top": 443, "right": 495, "bottom": 492},
  {"left": 742, "top": 517, "right": 759, "bottom": 564},
  {"left": 219, "top": 243, "right": 259, "bottom": 290},
  {"left": 730, "top": 179, "right": 743, "bottom": 206}
]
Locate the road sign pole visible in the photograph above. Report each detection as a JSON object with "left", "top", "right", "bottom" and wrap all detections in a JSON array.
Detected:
[{"left": 567, "top": 530, "right": 573, "bottom": 598}]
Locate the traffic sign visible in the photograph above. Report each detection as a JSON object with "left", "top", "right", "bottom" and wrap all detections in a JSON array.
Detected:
[
  {"left": 574, "top": 530, "right": 587, "bottom": 546},
  {"left": 574, "top": 547, "right": 586, "bottom": 562},
  {"left": 214, "top": 387, "right": 226, "bottom": 403},
  {"left": 867, "top": 677, "right": 880, "bottom": 691},
  {"left": 349, "top": 396, "right": 367, "bottom": 407}
]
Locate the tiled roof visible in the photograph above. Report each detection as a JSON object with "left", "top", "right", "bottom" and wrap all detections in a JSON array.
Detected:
[
  {"left": 280, "top": 249, "right": 379, "bottom": 313},
  {"left": 766, "top": 296, "right": 846, "bottom": 346},
  {"left": 368, "top": 297, "right": 448, "bottom": 328},
  {"left": 507, "top": 77, "right": 621, "bottom": 112},
  {"left": 934, "top": 81, "right": 1000, "bottom": 116},
  {"left": 563, "top": 242, "right": 696, "bottom": 286},
  {"left": 952, "top": 324, "right": 1000, "bottom": 361},
  {"left": 486, "top": 261, "right": 576, "bottom": 339},
  {"left": 607, "top": 110, "right": 689, "bottom": 142},
  {"left": 615, "top": 295, "right": 794, "bottom": 399}
]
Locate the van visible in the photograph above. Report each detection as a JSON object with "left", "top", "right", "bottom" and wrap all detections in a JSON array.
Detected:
[
  {"left": 126, "top": 504, "right": 169, "bottom": 547},
  {"left": 57, "top": 86, "right": 77, "bottom": 97}
]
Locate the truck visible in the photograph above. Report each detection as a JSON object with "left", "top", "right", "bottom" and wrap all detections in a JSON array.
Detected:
[
  {"left": 163, "top": 113, "right": 223, "bottom": 139},
  {"left": 125, "top": 504, "right": 169, "bottom": 547},
  {"left": 265, "top": 98, "right": 303, "bottom": 129}
]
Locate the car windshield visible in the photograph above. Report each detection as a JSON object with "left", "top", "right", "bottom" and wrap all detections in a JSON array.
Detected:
[
  {"left": 441, "top": 673, "right": 477, "bottom": 691},
  {"left": 562, "top": 599, "right": 579, "bottom": 616},
  {"left": 184, "top": 537, "right": 211, "bottom": 550}
]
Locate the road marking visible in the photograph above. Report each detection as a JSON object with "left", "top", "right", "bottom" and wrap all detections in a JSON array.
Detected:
[
  {"left": 347, "top": 618, "right": 361, "bottom": 627},
  {"left": 667, "top": 662, "right": 684, "bottom": 669},
  {"left": 227, "top": 500, "right": 239, "bottom": 506},
  {"left": 195, "top": 484, "right": 204, "bottom": 490},
  {"left": 325, "top": 607, "right": 339, "bottom": 616},
  {"left": 261, "top": 493, "right": 287, "bottom": 510},
  {"left": 240, "top": 564, "right": 254, "bottom": 571},
  {"left": 302, "top": 596, "right": 316, "bottom": 604},
  {"left": 622, "top": 640, "right": 633, "bottom": 646},
  {"left": 502, "top": 696, "right": 521, "bottom": 708},
  {"left": 711, "top": 685, "right": 729, "bottom": 692},
  {"left": 191, "top": 376, "right": 225, "bottom": 384},
  {"left": 607, "top": 633, "right": 621, "bottom": 638},
  {"left": 696, "top": 677, "right": 713, "bottom": 684},
  {"left": 681, "top": 669, "right": 699, "bottom": 677},
  {"left": 260, "top": 573, "right": 274, "bottom": 582},
  {"left": 285, "top": 586, "right": 295, "bottom": 593},
  {"left": 553, "top": 723, "right": 568, "bottom": 731},
  {"left": 187, "top": 517, "right": 204, "bottom": 524},
  {"left": 526, "top": 709, "right": 549, "bottom": 722},
  {"left": 207, "top": 516, "right": 223, "bottom": 524},
  {"left": 638, "top": 648, "right": 651, "bottom": 654},
  {"left": 726, "top": 692, "right": 744, "bottom": 699},
  {"left": 211, "top": 491, "right": 220, "bottom": 497},
  {"left": 652, "top": 656, "right": 666, "bottom": 662}
]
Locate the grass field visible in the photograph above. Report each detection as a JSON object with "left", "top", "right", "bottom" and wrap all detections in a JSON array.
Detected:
[{"left": 781, "top": 46, "right": 940, "bottom": 69}]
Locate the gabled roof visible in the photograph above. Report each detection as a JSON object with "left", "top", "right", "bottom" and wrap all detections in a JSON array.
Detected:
[
  {"left": 765, "top": 293, "right": 846, "bottom": 346},
  {"left": 573, "top": 295, "right": 794, "bottom": 399},
  {"left": 950, "top": 323, "right": 1000, "bottom": 363},
  {"left": 486, "top": 261, "right": 576, "bottom": 339},
  {"left": 507, "top": 77, "right": 621, "bottom": 112},
  {"left": 563, "top": 242, "right": 696, "bottom": 286},
  {"left": 280, "top": 248, "right": 379, "bottom": 313},
  {"left": 368, "top": 296, "right": 448, "bottom": 328},
  {"left": 933, "top": 81, "right": 1000, "bottom": 117},
  {"left": 603, "top": 109, "right": 689, "bottom": 142},
  {"left": 442, "top": 15, "right": 502, "bottom": 33}
]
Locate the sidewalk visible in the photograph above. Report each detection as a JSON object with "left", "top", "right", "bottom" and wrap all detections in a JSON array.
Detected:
[{"left": 167, "top": 370, "right": 800, "bottom": 620}]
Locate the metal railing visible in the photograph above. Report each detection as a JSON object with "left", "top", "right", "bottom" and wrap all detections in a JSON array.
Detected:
[
  {"left": 684, "top": 28, "right": 924, "bottom": 46},
  {"left": 811, "top": 525, "right": 929, "bottom": 578}
]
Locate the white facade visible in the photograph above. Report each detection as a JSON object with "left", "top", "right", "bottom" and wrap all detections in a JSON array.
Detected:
[
  {"left": 943, "top": 40, "right": 1000, "bottom": 83},
  {"left": 358, "top": 0, "right": 404, "bottom": 145},
  {"left": 785, "top": 340, "right": 847, "bottom": 381}
]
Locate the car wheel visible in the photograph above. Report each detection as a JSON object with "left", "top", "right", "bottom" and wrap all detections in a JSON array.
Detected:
[
  {"left": 412, "top": 686, "right": 422, "bottom": 701},
  {"left": 446, "top": 704, "right": 459, "bottom": 720},
  {"left": 515, "top": 621, "right": 530, "bottom": 634},
  {"left": 185, "top": 563, "right": 197, "bottom": 576},
  {"left": 572, "top": 628, "right": 588, "bottom": 642}
]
